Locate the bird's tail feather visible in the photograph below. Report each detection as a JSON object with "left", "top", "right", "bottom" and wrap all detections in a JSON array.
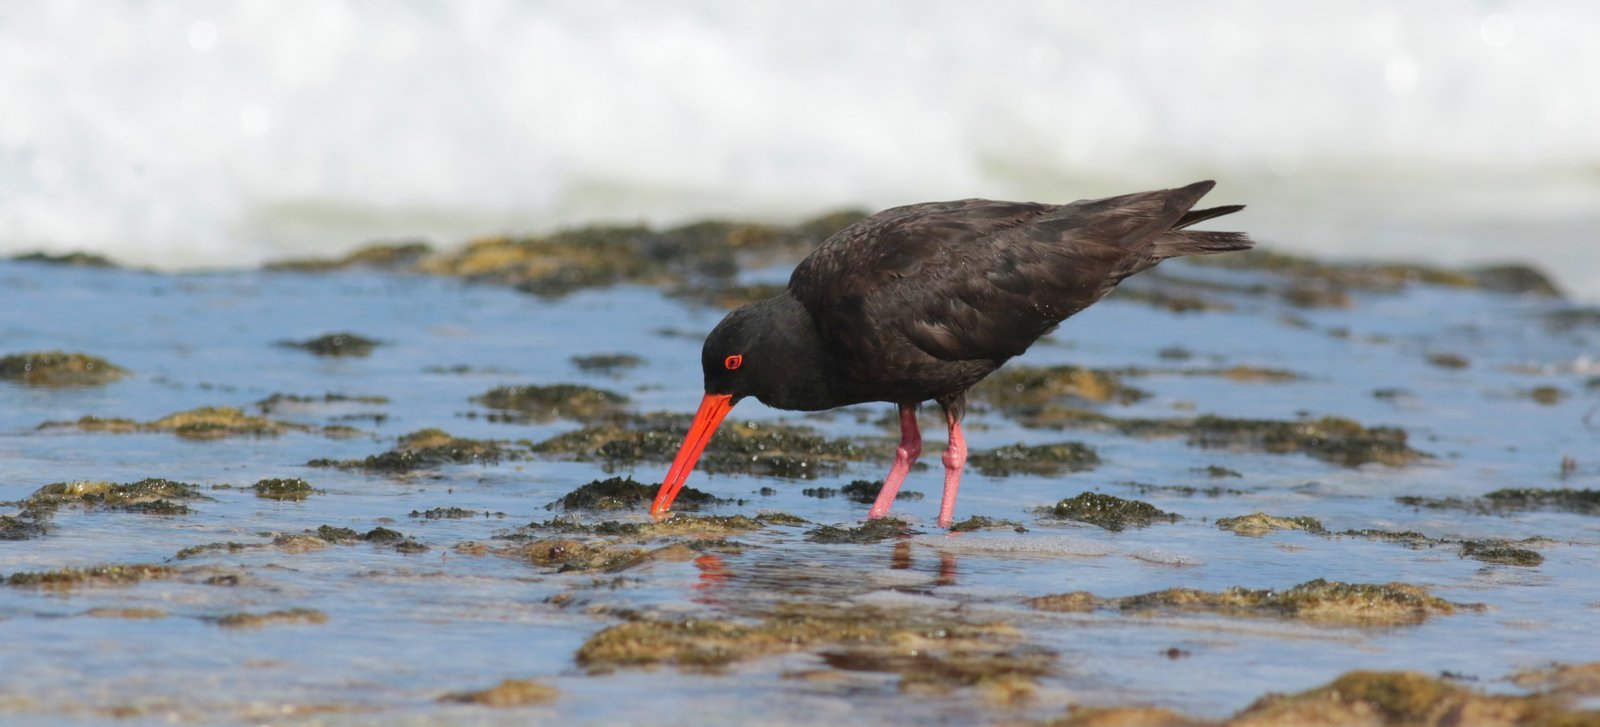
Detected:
[{"left": 1156, "top": 229, "right": 1254, "bottom": 258}]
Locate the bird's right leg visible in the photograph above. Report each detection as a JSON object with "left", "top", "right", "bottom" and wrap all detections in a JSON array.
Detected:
[{"left": 868, "top": 403, "right": 921, "bottom": 519}]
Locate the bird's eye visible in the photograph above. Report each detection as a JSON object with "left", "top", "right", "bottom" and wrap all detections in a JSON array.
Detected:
[{"left": 724, "top": 354, "right": 743, "bottom": 370}]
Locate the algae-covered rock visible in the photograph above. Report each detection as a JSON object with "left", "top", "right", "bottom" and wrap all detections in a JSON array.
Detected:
[
  {"left": 308, "top": 428, "right": 528, "bottom": 473},
  {"left": 1484, "top": 488, "right": 1599, "bottom": 515},
  {"left": 26, "top": 478, "right": 210, "bottom": 512},
  {"left": 513, "top": 538, "right": 649, "bottom": 572},
  {"left": 571, "top": 353, "right": 645, "bottom": 375},
  {"left": 968, "top": 442, "right": 1100, "bottom": 477},
  {"left": 949, "top": 516, "right": 1027, "bottom": 533},
  {"left": 43, "top": 406, "right": 309, "bottom": 440},
  {"left": 1011, "top": 410, "right": 1423, "bottom": 467},
  {"left": 5, "top": 564, "right": 178, "bottom": 589},
  {"left": 1460, "top": 541, "right": 1545, "bottom": 566},
  {"left": 252, "top": 478, "right": 316, "bottom": 501},
  {"left": 209, "top": 608, "right": 328, "bottom": 629},
  {"left": 0, "top": 514, "right": 46, "bottom": 540},
  {"left": 807, "top": 517, "right": 912, "bottom": 544},
  {"left": 280, "top": 332, "right": 381, "bottom": 357},
  {"left": 265, "top": 241, "right": 432, "bottom": 272},
  {"left": 535, "top": 414, "right": 871, "bottom": 479},
  {"left": 545, "top": 476, "right": 722, "bottom": 512},
  {"left": 1115, "top": 578, "right": 1466, "bottom": 625},
  {"left": 439, "top": 678, "right": 559, "bottom": 707},
  {"left": 1043, "top": 493, "right": 1178, "bottom": 531},
  {"left": 973, "top": 364, "right": 1149, "bottom": 410},
  {"left": 0, "top": 351, "right": 126, "bottom": 386},
  {"left": 410, "top": 507, "right": 479, "bottom": 519},
  {"left": 11, "top": 251, "right": 118, "bottom": 267},
  {"left": 474, "top": 383, "right": 628, "bottom": 422},
  {"left": 1215, "top": 513, "right": 1325, "bottom": 537}
]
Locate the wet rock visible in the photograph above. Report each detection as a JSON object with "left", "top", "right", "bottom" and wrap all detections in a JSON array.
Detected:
[
  {"left": 807, "top": 517, "right": 913, "bottom": 544},
  {"left": 1027, "top": 592, "right": 1103, "bottom": 613},
  {"left": 409, "top": 507, "right": 480, "bottom": 519},
  {"left": 1186, "top": 247, "right": 1561, "bottom": 299},
  {"left": 513, "top": 538, "right": 649, "bottom": 573},
  {"left": 280, "top": 332, "right": 381, "bottom": 357},
  {"left": 755, "top": 512, "right": 809, "bottom": 526},
  {"left": 0, "top": 351, "right": 126, "bottom": 386},
  {"left": 545, "top": 476, "right": 723, "bottom": 512},
  {"left": 1113, "top": 578, "right": 1469, "bottom": 626},
  {"left": 1013, "top": 410, "right": 1424, "bottom": 467},
  {"left": 968, "top": 442, "right": 1100, "bottom": 477},
  {"left": 174, "top": 542, "right": 250, "bottom": 560},
  {"left": 474, "top": 383, "right": 629, "bottom": 422},
  {"left": 1043, "top": 493, "right": 1178, "bottom": 531},
  {"left": 309, "top": 428, "right": 528, "bottom": 473},
  {"left": 1426, "top": 352, "right": 1471, "bottom": 369},
  {"left": 1198, "top": 465, "right": 1242, "bottom": 478},
  {"left": 208, "top": 608, "right": 328, "bottom": 629},
  {"left": 836, "top": 479, "right": 922, "bottom": 503},
  {"left": 252, "top": 477, "right": 317, "bottom": 501},
  {"left": 1231, "top": 670, "right": 1530, "bottom": 726},
  {"left": 265, "top": 241, "right": 432, "bottom": 272},
  {"left": 439, "top": 678, "right": 559, "bottom": 707},
  {"left": 1522, "top": 386, "right": 1567, "bottom": 405},
  {"left": 273, "top": 534, "right": 330, "bottom": 553},
  {"left": 1403, "top": 487, "right": 1600, "bottom": 516},
  {"left": 84, "top": 608, "right": 169, "bottom": 619},
  {"left": 530, "top": 514, "right": 761, "bottom": 539},
  {"left": 1215, "top": 513, "right": 1325, "bottom": 537},
  {"left": 254, "top": 391, "right": 389, "bottom": 414},
  {"left": 1543, "top": 307, "right": 1600, "bottom": 332}
]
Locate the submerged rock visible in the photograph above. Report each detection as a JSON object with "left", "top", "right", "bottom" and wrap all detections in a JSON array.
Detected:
[
  {"left": 280, "top": 331, "right": 382, "bottom": 357},
  {"left": 41, "top": 406, "right": 317, "bottom": 440},
  {"left": 807, "top": 517, "right": 913, "bottom": 544},
  {"left": 570, "top": 352, "right": 645, "bottom": 375},
  {"left": 545, "top": 476, "right": 723, "bottom": 512},
  {"left": 0, "top": 514, "right": 46, "bottom": 540},
  {"left": 309, "top": 428, "right": 529, "bottom": 473},
  {"left": 973, "top": 364, "right": 1149, "bottom": 410},
  {"left": 26, "top": 478, "right": 210, "bottom": 513},
  {"left": 535, "top": 414, "right": 872, "bottom": 479},
  {"left": 208, "top": 608, "right": 328, "bottom": 629},
  {"left": 1112, "top": 578, "right": 1468, "bottom": 626},
  {"left": 265, "top": 241, "right": 432, "bottom": 272},
  {"left": 252, "top": 478, "right": 317, "bottom": 501},
  {"left": 1043, "top": 493, "right": 1179, "bottom": 531},
  {"left": 0, "top": 351, "right": 126, "bottom": 386}
]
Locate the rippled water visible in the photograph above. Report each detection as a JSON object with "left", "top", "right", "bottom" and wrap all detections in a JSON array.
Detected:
[{"left": 1, "top": 257, "right": 1597, "bottom": 725}]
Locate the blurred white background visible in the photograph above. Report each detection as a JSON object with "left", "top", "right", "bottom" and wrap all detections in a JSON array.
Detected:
[{"left": 2, "top": 1, "right": 1597, "bottom": 295}]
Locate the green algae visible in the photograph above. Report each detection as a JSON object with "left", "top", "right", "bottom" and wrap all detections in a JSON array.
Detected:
[
  {"left": 1043, "top": 493, "right": 1178, "bottom": 531},
  {"left": 545, "top": 476, "right": 724, "bottom": 512},
  {"left": 807, "top": 517, "right": 912, "bottom": 543},
  {"left": 439, "top": 678, "right": 560, "bottom": 707},
  {"left": 474, "top": 383, "right": 629, "bottom": 423},
  {"left": 209, "top": 608, "right": 329, "bottom": 629},
  {"left": 1215, "top": 513, "right": 1325, "bottom": 537},
  {"left": 949, "top": 516, "right": 1028, "bottom": 533},
  {"left": 252, "top": 478, "right": 317, "bottom": 501},
  {"left": 1106, "top": 578, "right": 1469, "bottom": 625},
  {"left": 309, "top": 428, "right": 528, "bottom": 473},
  {"left": 280, "top": 332, "right": 381, "bottom": 357},
  {"left": 0, "top": 350, "right": 126, "bottom": 386},
  {"left": 967, "top": 441, "right": 1100, "bottom": 476}
]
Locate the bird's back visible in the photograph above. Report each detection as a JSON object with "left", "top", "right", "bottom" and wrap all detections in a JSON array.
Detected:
[{"left": 789, "top": 181, "right": 1252, "bottom": 405}]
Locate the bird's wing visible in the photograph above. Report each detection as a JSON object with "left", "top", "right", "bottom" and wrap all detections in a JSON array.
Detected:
[{"left": 790, "top": 185, "right": 1225, "bottom": 366}]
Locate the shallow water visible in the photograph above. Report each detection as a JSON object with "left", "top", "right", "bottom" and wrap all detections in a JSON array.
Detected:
[{"left": 2, "top": 256, "right": 1598, "bottom": 725}]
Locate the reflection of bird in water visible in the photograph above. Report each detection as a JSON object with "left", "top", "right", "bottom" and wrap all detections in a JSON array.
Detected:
[{"left": 653, "top": 181, "right": 1252, "bottom": 527}]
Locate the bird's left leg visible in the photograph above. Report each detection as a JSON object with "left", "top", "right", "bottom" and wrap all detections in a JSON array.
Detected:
[
  {"left": 868, "top": 402, "right": 921, "bottom": 520},
  {"left": 936, "top": 395, "right": 968, "bottom": 529}
]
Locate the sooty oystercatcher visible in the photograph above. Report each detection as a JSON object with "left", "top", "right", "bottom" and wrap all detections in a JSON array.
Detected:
[{"left": 652, "top": 180, "right": 1253, "bottom": 527}]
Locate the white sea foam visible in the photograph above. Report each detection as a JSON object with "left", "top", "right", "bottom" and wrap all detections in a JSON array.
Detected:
[{"left": 2, "top": 2, "right": 1598, "bottom": 294}]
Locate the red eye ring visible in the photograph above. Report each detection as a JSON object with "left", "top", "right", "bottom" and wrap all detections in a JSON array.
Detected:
[{"left": 724, "top": 354, "right": 743, "bottom": 370}]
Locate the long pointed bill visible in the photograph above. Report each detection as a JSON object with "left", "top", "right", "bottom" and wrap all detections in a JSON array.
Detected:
[{"left": 651, "top": 393, "right": 735, "bottom": 518}]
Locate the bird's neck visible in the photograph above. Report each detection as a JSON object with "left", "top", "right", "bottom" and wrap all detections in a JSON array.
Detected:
[{"left": 747, "top": 293, "right": 839, "bottom": 412}]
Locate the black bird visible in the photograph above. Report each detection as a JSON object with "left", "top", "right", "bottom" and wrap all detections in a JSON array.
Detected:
[{"left": 652, "top": 180, "right": 1253, "bottom": 527}]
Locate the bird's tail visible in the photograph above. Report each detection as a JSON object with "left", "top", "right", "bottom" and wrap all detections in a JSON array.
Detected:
[{"left": 1152, "top": 196, "right": 1253, "bottom": 260}]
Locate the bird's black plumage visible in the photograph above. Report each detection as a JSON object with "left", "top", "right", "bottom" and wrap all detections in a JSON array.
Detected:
[{"left": 663, "top": 180, "right": 1253, "bottom": 526}]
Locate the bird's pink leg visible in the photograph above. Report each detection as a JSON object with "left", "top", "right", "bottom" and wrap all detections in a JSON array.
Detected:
[
  {"left": 937, "top": 413, "right": 967, "bottom": 529},
  {"left": 868, "top": 403, "right": 921, "bottom": 520}
]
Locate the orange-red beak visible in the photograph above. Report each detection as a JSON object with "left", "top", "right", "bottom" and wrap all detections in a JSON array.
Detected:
[{"left": 651, "top": 393, "right": 735, "bottom": 517}]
